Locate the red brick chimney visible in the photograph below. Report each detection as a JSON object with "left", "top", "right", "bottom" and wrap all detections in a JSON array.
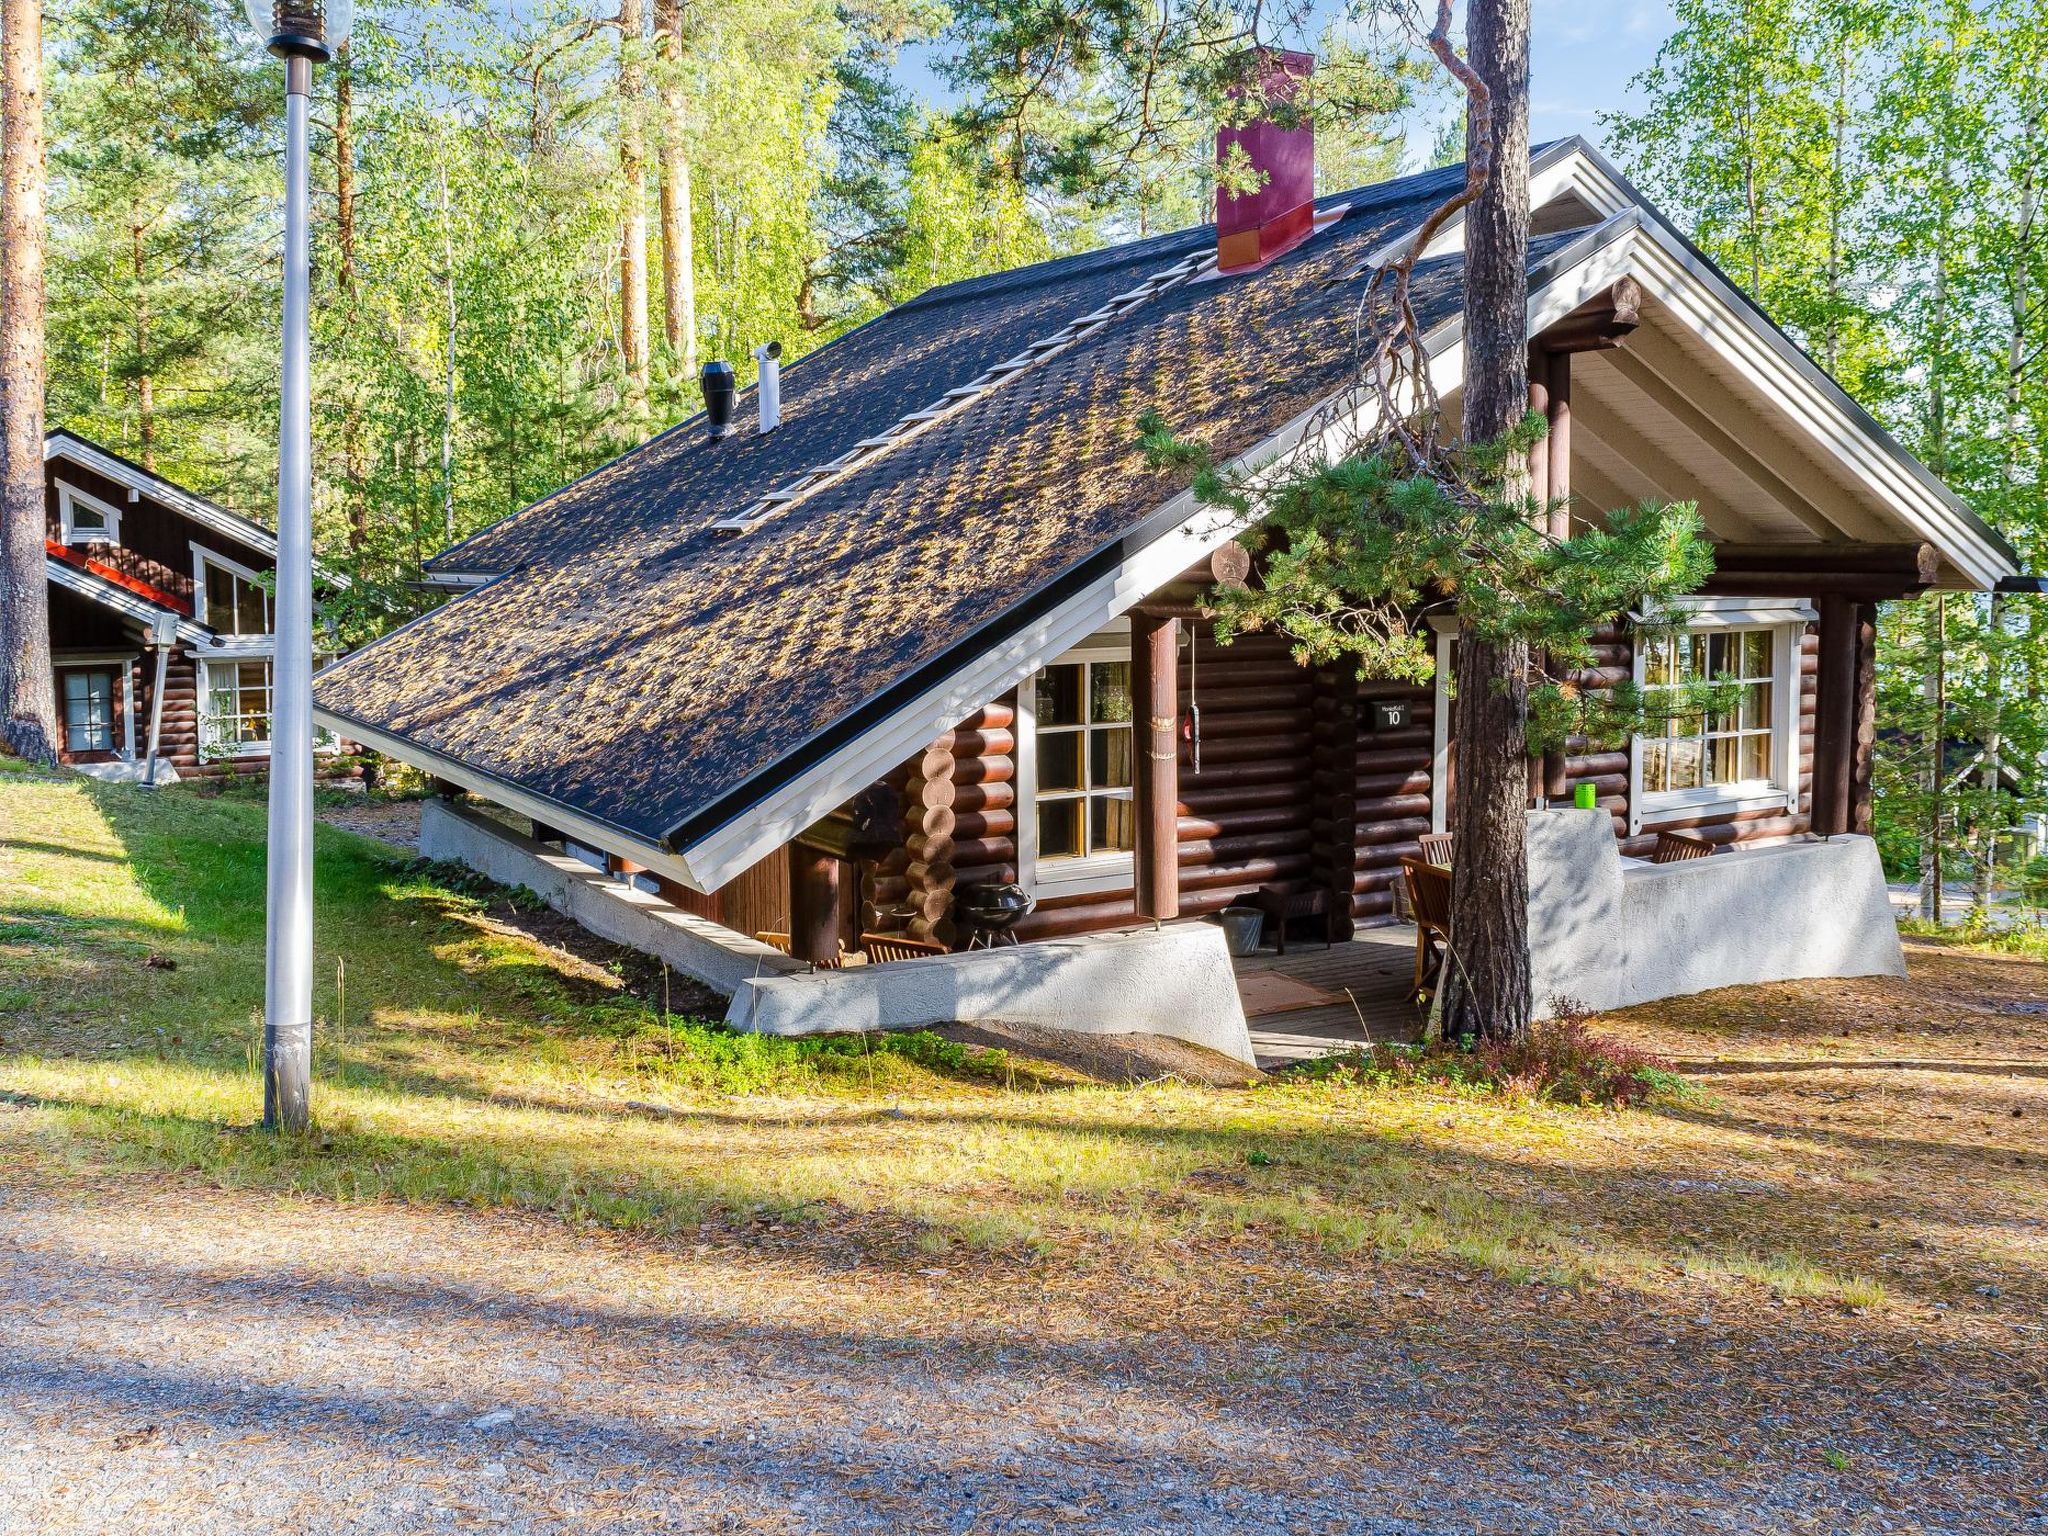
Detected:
[{"left": 1215, "top": 49, "right": 1315, "bottom": 274}]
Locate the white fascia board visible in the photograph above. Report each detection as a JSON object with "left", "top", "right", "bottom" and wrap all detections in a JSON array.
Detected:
[
  {"left": 1618, "top": 222, "right": 2015, "bottom": 590},
  {"left": 310, "top": 707, "right": 712, "bottom": 891},
  {"left": 43, "top": 433, "right": 354, "bottom": 589},
  {"left": 1364, "top": 140, "right": 1630, "bottom": 271},
  {"left": 45, "top": 556, "right": 211, "bottom": 646}
]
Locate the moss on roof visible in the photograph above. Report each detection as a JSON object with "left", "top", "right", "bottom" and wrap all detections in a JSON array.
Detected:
[{"left": 317, "top": 163, "right": 1513, "bottom": 850}]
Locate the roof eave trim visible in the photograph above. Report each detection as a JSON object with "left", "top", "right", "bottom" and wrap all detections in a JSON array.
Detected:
[
  {"left": 311, "top": 704, "right": 715, "bottom": 891},
  {"left": 45, "top": 555, "right": 210, "bottom": 645}
]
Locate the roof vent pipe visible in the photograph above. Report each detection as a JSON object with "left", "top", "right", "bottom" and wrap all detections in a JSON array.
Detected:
[
  {"left": 753, "top": 340, "right": 783, "bottom": 433},
  {"left": 701, "top": 360, "right": 736, "bottom": 439}
]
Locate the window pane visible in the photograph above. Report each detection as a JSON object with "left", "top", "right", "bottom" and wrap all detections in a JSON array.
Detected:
[
  {"left": 1707, "top": 632, "right": 1732, "bottom": 676},
  {"left": 1039, "top": 731, "right": 1082, "bottom": 793},
  {"left": 1642, "top": 636, "right": 1668, "bottom": 687},
  {"left": 1038, "top": 799, "right": 1083, "bottom": 860},
  {"left": 1091, "top": 725, "right": 1133, "bottom": 789},
  {"left": 1642, "top": 739, "right": 1668, "bottom": 793},
  {"left": 1741, "top": 680, "right": 1773, "bottom": 731},
  {"left": 1036, "top": 665, "right": 1082, "bottom": 728},
  {"left": 206, "top": 563, "right": 237, "bottom": 626},
  {"left": 1741, "top": 732, "right": 1771, "bottom": 782},
  {"left": 63, "top": 672, "right": 112, "bottom": 751},
  {"left": 1741, "top": 630, "right": 1772, "bottom": 678},
  {"left": 1668, "top": 738, "right": 1703, "bottom": 790},
  {"left": 1089, "top": 661, "right": 1132, "bottom": 724},
  {"left": 235, "top": 576, "right": 268, "bottom": 635},
  {"left": 1091, "top": 794, "right": 1134, "bottom": 854},
  {"left": 1708, "top": 736, "right": 1741, "bottom": 785}
]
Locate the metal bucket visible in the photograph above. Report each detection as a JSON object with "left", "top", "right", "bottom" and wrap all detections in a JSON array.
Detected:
[{"left": 1213, "top": 905, "right": 1265, "bottom": 958}]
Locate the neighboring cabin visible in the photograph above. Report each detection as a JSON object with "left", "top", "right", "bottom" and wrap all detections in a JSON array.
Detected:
[
  {"left": 311, "top": 125, "right": 2018, "bottom": 992},
  {"left": 40, "top": 430, "right": 346, "bottom": 784}
]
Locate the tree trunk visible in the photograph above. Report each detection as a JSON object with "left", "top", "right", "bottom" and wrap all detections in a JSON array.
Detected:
[
  {"left": 1440, "top": 0, "right": 1533, "bottom": 1044},
  {"left": 131, "top": 209, "right": 153, "bottom": 471},
  {"left": 654, "top": 0, "right": 695, "bottom": 377},
  {"left": 618, "top": 0, "right": 650, "bottom": 420},
  {"left": 0, "top": 0, "right": 55, "bottom": 764}
]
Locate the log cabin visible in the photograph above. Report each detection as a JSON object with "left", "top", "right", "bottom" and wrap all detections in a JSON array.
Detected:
[
  {"left": 311, "top": 123, "right": 2020, "bottom": 991},
  {"left": 39, "top": 429, "right": 350, "bottom": 784}
]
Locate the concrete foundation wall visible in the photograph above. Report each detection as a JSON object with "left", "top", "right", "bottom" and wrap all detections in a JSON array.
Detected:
[
  {"left": 1525, "top": 808, "right": 1905, "bottom": 1017},
  {"left": 419, "top": 799, "right": 804, "bottom": 996},
  {"left": 728, "top": 923, "right": 1256, "bottom": 1065}
]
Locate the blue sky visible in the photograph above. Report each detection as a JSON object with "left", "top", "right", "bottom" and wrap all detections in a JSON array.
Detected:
[{"left": 898, "top": 0, "right": 1679, "bottom": 163}]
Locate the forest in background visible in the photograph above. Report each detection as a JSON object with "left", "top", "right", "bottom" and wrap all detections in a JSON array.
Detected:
[{"left": 37, "top": 0, "right": 2048, "bottom": 905}]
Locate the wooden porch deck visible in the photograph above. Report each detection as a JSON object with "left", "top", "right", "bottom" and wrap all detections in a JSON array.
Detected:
[{"left": 1233, "top": 925, "right": 1425, "bottom": 1070}]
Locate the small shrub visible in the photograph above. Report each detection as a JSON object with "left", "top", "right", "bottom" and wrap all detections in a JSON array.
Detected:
[{"left": 1282, "top": 1012, "right": 1682, "bottom": 1109}]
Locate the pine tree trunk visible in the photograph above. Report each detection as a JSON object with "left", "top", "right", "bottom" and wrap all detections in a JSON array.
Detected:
[
  {"left": 618, "top": 0, "right": 650, "bottom": 420},
  {"left": 131, "top": 211, "right": 153, "bottom": 471},
  {"left": 0, "top": 0, "right": 55, "bottom": 764},
  {"left": 1440, "top": 0, "right": 1533, "bottom": 1044},
  {"left": 654, "top": 0, "right": 695, "bottom": 377}
]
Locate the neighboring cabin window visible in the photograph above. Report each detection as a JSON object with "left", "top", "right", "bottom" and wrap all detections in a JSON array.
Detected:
[
  {"left": 1633, "top": 619, "right": 1800, "bottom": 826},
  {"left": 196, "top": 550, "right": 272, "bottom": 637},
  {"left": 1023, "top": 651, "right": 1135, "bottom": 890},
  {"left": 57, "top": 482, "right": 122, "bottom": 545},
  {"left": 202, "top": 659, "right": 273, "bottom": 757},
  {"left": 62, "top": 670, "right": 116, "bottom": 753}
]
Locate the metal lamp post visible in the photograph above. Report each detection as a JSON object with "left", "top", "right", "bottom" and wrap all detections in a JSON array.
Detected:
[{"left": 247, "top": 0, "right": 349, "bottom": 1132}]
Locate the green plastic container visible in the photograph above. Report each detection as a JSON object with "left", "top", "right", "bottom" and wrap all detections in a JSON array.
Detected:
[{"left": 1573, "top": 783, "right": 1598, "bottom": 811}]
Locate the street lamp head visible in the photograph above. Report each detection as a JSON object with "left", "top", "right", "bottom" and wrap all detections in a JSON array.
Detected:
[{"left": 244, "top": 0, "right": 351, "bottom": 60}]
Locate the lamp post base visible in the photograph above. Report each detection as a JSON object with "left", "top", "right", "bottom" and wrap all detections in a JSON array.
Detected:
[{"left": 262, "top": 1018, "right": 312, "bottom": 1132}]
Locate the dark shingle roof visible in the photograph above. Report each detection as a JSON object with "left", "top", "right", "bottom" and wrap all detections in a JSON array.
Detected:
[{"left": 316, "top": 159, "right": 1538, "bottom": 854}]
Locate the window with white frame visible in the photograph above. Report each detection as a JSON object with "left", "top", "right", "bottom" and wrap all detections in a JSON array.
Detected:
[
  {"left": 194, "top": 548, "right": 272, "bottom": 637},
  {"left": 202, "top": 659, "right": 273, "bottom": 757},
  {"left": 1019, "top": 648, "right": 1136, "bottom": 891},
  {"left": 62, "top": 670, "right": 117, "bottom": 753},
  {"left": 57, "top": 482, "right": 122, "bottom": 545},
  {"left": 1633, "top": 613, "right": 1802, "bottom": 826}
]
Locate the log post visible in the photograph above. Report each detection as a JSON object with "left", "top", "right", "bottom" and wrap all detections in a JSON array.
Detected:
[
  {"left": 1525, "top": 356, "right": 1550, "bottom": 509},
  {"left": 1812, "top": 595, "right": 1858, "bottom": 837},
  {"left": 1132, "top": 612, "right": 1180, "bottom": 921},
  {"left": 1310, "top": 663, "right": 1361, "bottom": 940},
  {"left": 1851, "top": 600, "right": 1878, "bottom": 837},
  {"left": 1546, "top": 349, "right": 1572, "bottom": 541},
  {"left": 788, "top": 843, "right": 844, "bottom": 965},
  {"left": 1539, "top": 349, "right": 1572, "bottom": 799}
]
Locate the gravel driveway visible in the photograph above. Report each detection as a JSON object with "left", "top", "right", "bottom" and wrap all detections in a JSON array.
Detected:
[{"left": 2, "top": 1125, "right": 2036, "bottom": 1536}]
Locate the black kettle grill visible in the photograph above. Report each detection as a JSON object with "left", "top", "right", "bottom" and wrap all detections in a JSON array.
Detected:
[{"left": 954, "top": 882, "right": 1035, "bottom": 949}]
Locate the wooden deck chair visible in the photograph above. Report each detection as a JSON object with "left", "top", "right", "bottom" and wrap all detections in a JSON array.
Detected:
[
  {"left": 755, "top": 931, "right": 793, "bottom": 954},
  {"left": 1417, "top": 832, "right": 1453, "bottom": 868},
  {"left": 1399, "top": 856, "right": 1453, "bottom": 1003},
  {"left": 860, "top": 932, "right": 949, "bottom": 963},
  {"left": 1652, "top": 831, "right": 1714, "bottom": 864}
]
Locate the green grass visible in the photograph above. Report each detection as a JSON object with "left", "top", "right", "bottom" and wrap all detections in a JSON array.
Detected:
[{"left": 0, "top": 767, "right": 1940, "bottom": 1305}]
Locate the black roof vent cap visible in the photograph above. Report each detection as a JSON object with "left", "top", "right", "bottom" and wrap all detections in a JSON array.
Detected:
[{"left": 701, "top": 360, "right": 736, "bottom": 440}]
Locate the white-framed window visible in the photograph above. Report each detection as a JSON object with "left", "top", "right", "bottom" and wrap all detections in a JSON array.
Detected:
[
  {"left": 62, "top": 669, "right": 117, "bottom": 753},
  {"left": 57, "top": 481, "right": 123, "bottom": 545},
  {"left": 201, "top": 658, "right": 273, "bottom": 757},
  {"left": 1016, "top": 640, "right": 1137, "bottom": 895},
  {"left": 193, "top": 546, "right": 272, "bottom": 638},
  {"left": 55, "top": 654, "right": 137, "bottom": 759},
  {"left": 1630, "top": 603, "right": 1806, "bottom": 831}
]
